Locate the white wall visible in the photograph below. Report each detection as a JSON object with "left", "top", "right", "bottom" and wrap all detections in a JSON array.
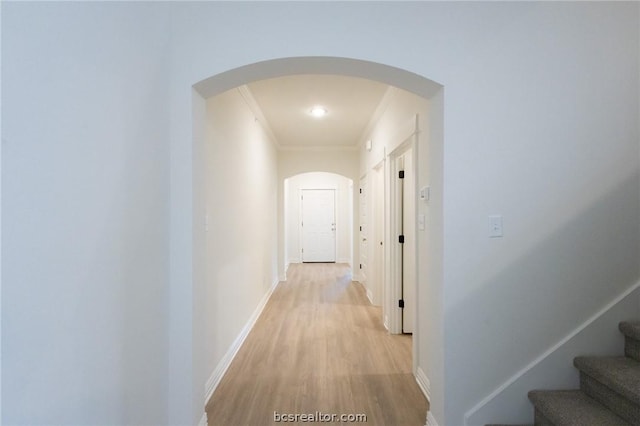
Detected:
[
  {"left": 203, "top": 88, "right": 279, "bottom": 387},
  {"left": 439, "top": 4, "right": 639, "bottom": 423},
  {"left": 285, "top": 172, "right": 352, "bottom": 267},
  {"left": 466, "top": 285, "right": 640, "bottom": 424},
  {"left": 2, "top": 3, "right": 171, "bottom": 424},
  {"left": 3, "top": 3, "right": 639, "bottom": 425},
  {"left": 171, "top": 3, "right": 639, "bottom": 425}
]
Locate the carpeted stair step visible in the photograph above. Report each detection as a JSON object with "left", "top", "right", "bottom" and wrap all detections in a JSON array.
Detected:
[
  {"left": 574, "top": 356, "right": 640, "bottom": 424},
  {"left": 620, "top": 321, "right": 640, "bottom": 362},
  {"left": 528, "top": 389, "right": 631, "bottom": 426}
]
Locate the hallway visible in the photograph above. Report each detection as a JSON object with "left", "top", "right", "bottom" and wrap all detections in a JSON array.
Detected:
[{"left": 206, "top": 263, "right": 428, "bottom": 425}]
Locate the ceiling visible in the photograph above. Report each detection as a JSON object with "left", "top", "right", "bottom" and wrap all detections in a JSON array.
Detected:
[{"left": 246, "top": 74, "right": 390, "bottom": 150}]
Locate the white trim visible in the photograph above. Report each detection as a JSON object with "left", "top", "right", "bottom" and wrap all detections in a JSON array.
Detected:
[
  {"left": 278, "top": 145, "right": 359, "bottom": 152},
  {"left": 204, "top": 276, "right": 280, "bottom": 405},
  {"left": 366, "top": 288, "right": 374, "bottom": 305},
  {"left": 386, "top": 129, "right": 417, "bottom": 335},
  {"left": 198, "top": 412, "right": 208, "bottom": 426},
  {"left": 337, "top": 257, "right": 351, "bottom": 264},
  {"left": 281, "top": 263, "right": 291, "bottom": 282},
  {"left": 357, "top": 86, "right": 397, "bottom": 148},
  {"left": 415, "top": 366, "right": 431, "bottom": 402},
  {"left": 426, "top": 411, "right": 439, "bottom": 426},
  {"left": 237, "top": 85, "right": 281, "bottom": 150},
  {"left": 463, "top": 279, "right": 640, "bottom": 424}
]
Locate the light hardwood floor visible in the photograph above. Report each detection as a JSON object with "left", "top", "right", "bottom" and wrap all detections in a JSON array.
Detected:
[{"left": 206, "top": 263, "right": 428, "bottom": 425}]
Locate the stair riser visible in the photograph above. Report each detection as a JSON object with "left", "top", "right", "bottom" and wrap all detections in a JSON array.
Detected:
[
  {"left": 626, "top": 336, "right": 640, "bottom": 362},
  {"left": 580, "top": 373, "right": 640, "bottom": 425},
  {"left": 534, "top": 409, "right": 555, "bottom": 426}
]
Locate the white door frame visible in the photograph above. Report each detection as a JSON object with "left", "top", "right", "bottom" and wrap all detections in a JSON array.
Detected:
[
  {"left": 386, "top": 133, "right": 418, "bottom": 337},
  {"left": 372, "top": 159, "right": 386, "bottom": 308},
  {"left": 358, "top": 175, "right": 368, "bottom": 285}
]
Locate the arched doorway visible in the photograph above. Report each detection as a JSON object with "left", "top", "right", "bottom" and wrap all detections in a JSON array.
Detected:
[
  {"left": 189, "top": 57, "right": 444, "bottom": 425},
  {"left": 284, "top": 172, "right": 354, "bottom": 271}
]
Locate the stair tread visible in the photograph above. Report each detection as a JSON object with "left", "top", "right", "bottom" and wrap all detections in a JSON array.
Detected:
[
  {"left": 620, "top": 321, "right": 640, "bottom": 340},
  {"left": 574, "top": 356, "right": 640, "bottom": 406},
  {"left": 528, "top": 390, "right": 631, "bottom": 426}
]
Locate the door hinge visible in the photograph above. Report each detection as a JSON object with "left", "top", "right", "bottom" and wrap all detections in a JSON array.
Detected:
[
  {"left": 359, "top": 226, "right": 362, "bottom": 231},
  {"left": 399, "top": 170, "right": 405, "bottom": 179},
  {"left": 359, "top": 264, "right": 362, "bottom": 269},
  {"left": 399, "top": 299, "right": 405, "bottom": 308},
  {"left": 359, "top": 188, "right": 362, "bottom": 194},
  {"left": 398, "top": 235, "right": 405, "bottom": 244}
]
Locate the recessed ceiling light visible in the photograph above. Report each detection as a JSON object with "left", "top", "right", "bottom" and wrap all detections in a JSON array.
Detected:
[{"left": 310, "top": 106, "right": 328, "bottom": 118}]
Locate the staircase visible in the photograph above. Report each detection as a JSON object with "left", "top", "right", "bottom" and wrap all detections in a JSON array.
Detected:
[{"left": 490, "top": 321, "right": 640, "bottom": 426}]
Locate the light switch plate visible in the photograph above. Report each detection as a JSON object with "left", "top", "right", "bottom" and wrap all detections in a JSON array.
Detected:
[
  {"left": 489, "top": 215, "right": 503, "bottom": 238},
  {"left": 420, "top": 186, "right": 430, "bottom": 201}
]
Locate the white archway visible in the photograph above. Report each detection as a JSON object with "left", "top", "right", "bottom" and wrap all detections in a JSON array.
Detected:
[
  {"left": 189, "top": 56, "right": 444, "bottom": 425},
  {"left": 284, "top": 172, "right": 355, "bottom": 273}
]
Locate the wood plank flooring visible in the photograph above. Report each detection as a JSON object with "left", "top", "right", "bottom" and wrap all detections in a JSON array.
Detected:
[{"left": 205, "top": 263, "right": 428, "bottom": 425}]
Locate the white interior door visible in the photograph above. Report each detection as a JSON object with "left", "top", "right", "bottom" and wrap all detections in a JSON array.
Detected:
[
  {"left": 401, "top": 150, "right": 415, "bottom": 334},
  {"left": 359, "top": 177, "right": 368, "bottom": 285},
  {"left": 301, "top": 189, "right": 336, "bottom": 262}
]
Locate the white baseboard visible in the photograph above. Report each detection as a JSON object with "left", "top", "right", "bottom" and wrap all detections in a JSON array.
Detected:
[
  {"left": 426, "top": 411, "right": 439, "bottom": 426},
  {"left": 415, "top": 366, "right": 431, "bottom": 402},
  {"left": 463, "top": 279, "right": 640, "bottom": 424},
  {"left": 366, "top": 288, "right": 374, "bottom": 305},
  {"left": 204, "top": 276, "right": 280, "bottom": 405},
  {"left": 198, "top": 412, "right": 208, "bottom": 426}
]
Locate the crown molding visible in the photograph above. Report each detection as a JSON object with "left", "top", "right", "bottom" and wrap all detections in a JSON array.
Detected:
[
  {"left": 357, "top": 85, "right": 398, "bottom": 149},
  {"left": 277, "top": 144, "right": 359, "bottom": 153},
  {"left": 237, "top": 85, "right": 282, "bottom": 150}
]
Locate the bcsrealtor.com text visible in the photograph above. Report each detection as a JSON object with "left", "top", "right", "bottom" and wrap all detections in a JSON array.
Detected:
[{"left": 273, "top": 411, "right": 367, "bottom": 423}]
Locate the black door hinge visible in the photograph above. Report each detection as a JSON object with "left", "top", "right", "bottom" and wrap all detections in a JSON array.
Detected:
[
  {"left": 399, "top": 235, "right": 405, "bottom": 244},
  {"left": 399, "top": 299, "right": 405, "bottom": 308},
  {"left": 359, "top": 264, "right": 362, "bottom": 269},
  {"left": 399, "top": 170, "right": 405, "bottom": 179}
]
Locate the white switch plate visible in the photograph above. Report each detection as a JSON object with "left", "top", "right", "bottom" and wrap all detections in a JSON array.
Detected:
[
  {"left": 489, "top": 215, "right": 503, "bottom": 238},
  {"left": 420, "top": 186, "right": 430, "bottom": 202}
]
